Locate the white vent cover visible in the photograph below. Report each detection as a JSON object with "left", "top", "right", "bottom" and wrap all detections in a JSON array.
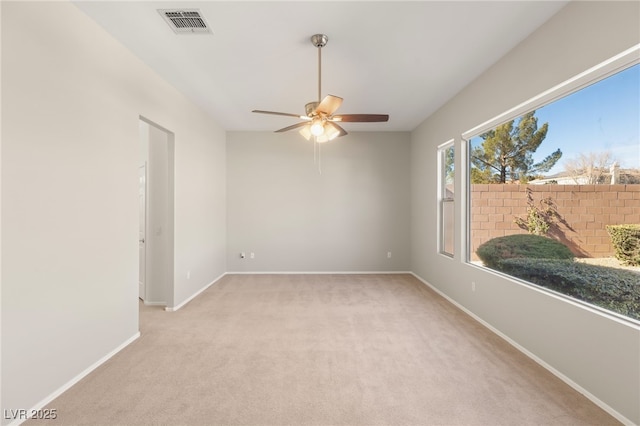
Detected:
[{"left": 158, "top": 9, "right": 211, "bottom": 34}]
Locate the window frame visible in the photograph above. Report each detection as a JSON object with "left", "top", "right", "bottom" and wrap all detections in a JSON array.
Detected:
[
  {"left": 462, "top": 44, "right": 640, "bottom": 324},
  {"left": 438, "top": 139, "right": 455, "bottom": 257}
]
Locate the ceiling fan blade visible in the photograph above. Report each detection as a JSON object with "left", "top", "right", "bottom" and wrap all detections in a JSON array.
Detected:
[
  {"left": 315, "top": 95, "right": 343, "bottom": 116},
  {"left": 331, "top": 114, "right": 389, "bottom": 123},
  {"left": 252, "top": 110, "right": 307, "bottom": 119},
  {"left": 275, "top": 122, "right": 310, "bottom": 133}
]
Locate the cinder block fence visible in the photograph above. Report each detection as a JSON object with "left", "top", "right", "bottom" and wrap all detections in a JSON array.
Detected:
[{"left": 470, "top": 184, "right": 640, "bottom": 260}]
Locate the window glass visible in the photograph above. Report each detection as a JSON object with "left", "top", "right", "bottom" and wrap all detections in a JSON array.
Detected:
[
  {"left": 468, "top": 63, "right": 639, "bottom": 322},
  {"left": 439, "top": 142, "right": 455, "bottom": 256}
]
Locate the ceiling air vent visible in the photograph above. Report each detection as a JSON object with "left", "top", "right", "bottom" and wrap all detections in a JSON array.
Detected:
[{"left": 158, "top": 9, "right": 211, "bottom": 34}]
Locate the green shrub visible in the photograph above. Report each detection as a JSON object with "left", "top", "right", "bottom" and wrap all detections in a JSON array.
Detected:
[
  {"left": 513, "top": 188, "right": 558, "bottom": 236},
  {"left": 606, "top": 224, "right": 640, "bottom": 266},
  {"left": 476, "top": 234, "right": 574, "bottom": 269},
  {"left": 499, "top": 258, "right": 640, "bottom": 321}
]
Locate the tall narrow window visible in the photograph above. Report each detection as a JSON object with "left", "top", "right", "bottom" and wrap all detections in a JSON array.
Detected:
[{"left": 439, "top": 141, "right": 455, "bottom": 256}]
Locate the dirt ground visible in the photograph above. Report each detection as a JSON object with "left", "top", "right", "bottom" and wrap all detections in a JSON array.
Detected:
[{"left": 576, "top": 256, "right": 640, "bottom": 275}]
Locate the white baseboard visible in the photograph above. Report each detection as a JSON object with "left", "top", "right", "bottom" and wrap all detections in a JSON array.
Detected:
[
  {"left": 226, "top": 270, "right": 412, "bottom": 275},
  {"left": 410, "top": 272, "right": 634, "bottom": 426},
  {"left": 166, "top": 272, "right": 227, "bottom": 312},
  {"left": 10, "top": 332, "right": 140, "bottom": 426}
]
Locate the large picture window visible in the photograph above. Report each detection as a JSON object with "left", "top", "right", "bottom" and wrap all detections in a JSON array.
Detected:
[{"left": 466, "top": 52, "right": 639, "bottom": 322}]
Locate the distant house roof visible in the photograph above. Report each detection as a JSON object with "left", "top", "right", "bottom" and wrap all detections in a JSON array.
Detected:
[
  {"left": 529, "top": 167, "right": 640, "bottom": 185},
  {"left": 529, "top": 171, "right": 588, "bottom": 185}
]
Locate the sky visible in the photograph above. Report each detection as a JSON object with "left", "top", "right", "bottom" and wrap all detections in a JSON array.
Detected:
[{"left": 471, "top": 63, "right": 640, "bottom": 177}]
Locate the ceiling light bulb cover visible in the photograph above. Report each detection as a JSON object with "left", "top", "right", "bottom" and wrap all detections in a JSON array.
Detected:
[
  {"left": 299, "top": 125, "right": 312, "bottom": 141},
  {"left": 324, "top": 122, "right": 341, "bottom": 141},
  {"left": 316, "top": 134, "right": 330, "bottom": 143},
  {"left": 310, "top": 119, "right": 324, "bottom": 136}
]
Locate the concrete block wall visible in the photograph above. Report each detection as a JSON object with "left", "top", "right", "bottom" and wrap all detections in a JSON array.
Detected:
[{"left": 470, "top": 184, "right": 640, "bottom": 260}]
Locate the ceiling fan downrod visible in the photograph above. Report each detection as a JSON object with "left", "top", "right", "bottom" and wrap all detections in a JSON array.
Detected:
[{"left": 311, "top": 34, "right": 328, "bottom": 104}]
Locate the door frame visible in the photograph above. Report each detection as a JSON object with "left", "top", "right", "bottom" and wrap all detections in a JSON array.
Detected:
[
  {"left": 139, "top": 116, "right": 175, "bottom": 308},
  {"left": 139, "top": 163, "right": 147, "bottom": 301}
]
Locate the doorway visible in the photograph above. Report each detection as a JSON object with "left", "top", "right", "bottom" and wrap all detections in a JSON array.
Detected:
[{"left": 138, "top": 117, "right": 175, "bottom": 307}]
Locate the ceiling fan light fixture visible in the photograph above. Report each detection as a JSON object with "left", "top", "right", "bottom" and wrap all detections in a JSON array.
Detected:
[
  {"left": 310, "top": 118, "right": 325, "bottom": 136},
  {"left": 299, "top": 122, "right": 340, "bottom": 143}
]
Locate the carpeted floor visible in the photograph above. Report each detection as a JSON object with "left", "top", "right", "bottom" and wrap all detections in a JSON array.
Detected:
[{"left": 29, "top": 274, "right": 618, "bottom": 425}]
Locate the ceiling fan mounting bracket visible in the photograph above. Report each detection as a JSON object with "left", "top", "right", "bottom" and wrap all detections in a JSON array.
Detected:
[{"left": 311, "top": 34, "right": 328, "bottom": 48}]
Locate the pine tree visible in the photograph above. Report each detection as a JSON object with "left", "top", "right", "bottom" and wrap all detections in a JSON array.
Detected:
[{"left": 470, "top": 111, "right": 561, "bottom": 183}]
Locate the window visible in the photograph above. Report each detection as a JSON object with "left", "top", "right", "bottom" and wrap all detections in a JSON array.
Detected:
[
  {"left": 438, "top": 140, "right": 455, "bottom": 257},
  {"left": 466, "top": 50, "right": 639, "bottom": 322}
]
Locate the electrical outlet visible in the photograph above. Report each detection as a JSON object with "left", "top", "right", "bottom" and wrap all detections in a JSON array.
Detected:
[
  {"left": 472, "top": 281, "right": 476, "bottom": 292},
  {"left": 387, "top": 251, "right": 392, "bottom": 259},
  {"left": 250, "top": 252, "right": 255, "bottom": 259},
  {"left": 240, "top": 252, "right": 245, "bottom": 259}
]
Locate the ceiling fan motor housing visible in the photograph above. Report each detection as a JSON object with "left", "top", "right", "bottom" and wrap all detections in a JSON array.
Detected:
[{"left": 305, "top": 101, "right": 320, "bottom": 117}]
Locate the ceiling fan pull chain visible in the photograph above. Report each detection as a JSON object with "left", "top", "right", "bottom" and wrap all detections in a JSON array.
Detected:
[
  {"left": 313, "top": 137, "right": 322, "bottom": 175},
  {"left": 318, "top": 139, "right": 322, "bottom": 175}
]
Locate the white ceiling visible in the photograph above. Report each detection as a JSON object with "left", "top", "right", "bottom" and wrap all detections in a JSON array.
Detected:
[{"left": 73, "top": 1, "right": 568, "bottom": 133}]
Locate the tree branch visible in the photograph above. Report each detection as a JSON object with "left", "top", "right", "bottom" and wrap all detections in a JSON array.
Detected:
[{"left": 471, "top": 155, "right": 501, "bottom": 173}]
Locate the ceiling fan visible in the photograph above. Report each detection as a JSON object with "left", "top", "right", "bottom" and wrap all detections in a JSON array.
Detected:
[{"left": 252, "top": 34, "right": 389, "bottom": 143}]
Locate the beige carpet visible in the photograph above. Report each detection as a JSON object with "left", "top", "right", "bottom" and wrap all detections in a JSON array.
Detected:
[{"left": 29, "top": 274, "right": 618, "bottom": 425}]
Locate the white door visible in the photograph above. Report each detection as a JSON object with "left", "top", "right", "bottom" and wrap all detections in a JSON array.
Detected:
[{"left": 139, "top": 165, "right": 147, "bottom": 300}]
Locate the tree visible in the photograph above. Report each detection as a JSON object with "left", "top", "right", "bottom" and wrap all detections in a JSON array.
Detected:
[
  {"left": 444, "top": 144, "right": 455, "bottom": 183},
  {"left": 563, "top": 151, "right": 615, "bottom": 184},
  {"left": 470, "top": 111, "right": 561, "bottom": 183}
]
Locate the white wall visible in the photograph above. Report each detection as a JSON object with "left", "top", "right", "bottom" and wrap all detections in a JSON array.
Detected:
[
  {"left": 411, "top": 1, "right": 640, "bottom": 424},
  {"left": 227, "top": 131, "right": 410, "bottom": 272},
  {"left": 0, "top": 1, "right": 226, "bottom": 421}
]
